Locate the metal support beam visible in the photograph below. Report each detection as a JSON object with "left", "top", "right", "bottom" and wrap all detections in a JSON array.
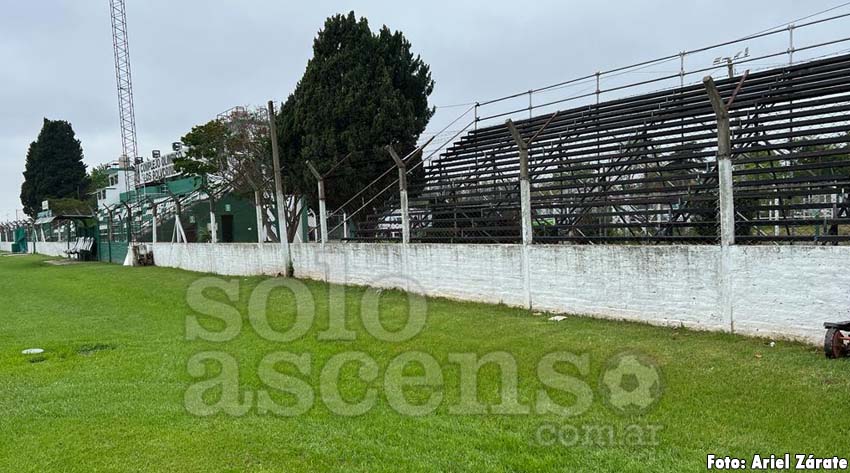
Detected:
[
  {"left": 306, "top": 161, "right": 328, "bottom": 244},
  {"left": 105, "top": 206, "right": 114, "bottom": 263},
  {"left": 703, "top": 76, "right": 736, "bottom": 246},
  {"left": 166, "top": 190, "right": 186, "bottom": 244},
  {"left": 386, "top": 146, "right": 410, "bottom": 244}
]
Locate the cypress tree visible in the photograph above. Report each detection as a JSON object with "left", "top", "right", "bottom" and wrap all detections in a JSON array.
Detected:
[
  {"left": 277, "top": 11, "right": 435, "bottom": 214},
  {"left": 20, "top": 118, "right": 88, "bottom": 217}
]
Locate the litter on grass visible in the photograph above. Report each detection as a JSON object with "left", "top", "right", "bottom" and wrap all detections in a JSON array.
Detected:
[{"left": 22, "top": 348, "right": 44, "bottom": 355}]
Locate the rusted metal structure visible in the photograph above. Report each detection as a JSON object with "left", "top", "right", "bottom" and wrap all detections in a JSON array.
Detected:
[{"left": 354, "top": 54, "right": 850, "bottom": 244}]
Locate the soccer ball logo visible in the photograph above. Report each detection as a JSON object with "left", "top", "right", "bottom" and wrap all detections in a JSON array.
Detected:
[{"left": 600, "top": 352, "right": 663, "bottom": 415}]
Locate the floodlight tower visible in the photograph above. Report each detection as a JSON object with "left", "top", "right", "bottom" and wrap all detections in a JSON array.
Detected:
[{"left": 109, "top": 0, "right": 140, "bottom": 239}]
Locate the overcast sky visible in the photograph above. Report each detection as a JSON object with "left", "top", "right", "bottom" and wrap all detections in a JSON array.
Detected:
[{"left": 0, "top": 0, "right": 846, "bottom": 220}]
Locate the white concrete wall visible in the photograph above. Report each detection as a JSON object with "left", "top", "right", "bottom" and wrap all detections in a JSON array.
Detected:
[
  {"left": 528, "top": 245, "right": 727, "bottom": 332},
  {"left": 32, "top": 241, "right": 69, "bottom": 257},
  {"left": 292, "top": 243, "right": 527, "bottom": 307},
  {"left": 151, "top": 243, "right": 289, "bottom": 277},
  {"left": 728, "top": 246, "right": 850, "bottom": 341},
  {"left": 138, "top": 242, "right": 850, "bottom": 344},
  {"left": 0, "top": 242, "right": 12, "bottom": 252}
]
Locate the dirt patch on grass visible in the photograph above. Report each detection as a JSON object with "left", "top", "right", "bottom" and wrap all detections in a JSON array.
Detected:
[
  {"left": 76, "top": 344, "right": 117, "bottom": 356},
  {"left": 45, "top": 259, "right": 87, "bottom": 266}
]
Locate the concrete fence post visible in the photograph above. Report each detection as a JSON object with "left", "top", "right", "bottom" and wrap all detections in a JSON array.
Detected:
[
  {"left": 208, "top": 195, "right": 218, "bottom": 244},
  {"left": 505, "top": 113, "right": 558, "bottom": 246},
  {"left": 254, "top": 190, "right": 264, "bottom": 244},
  {"left": 386, "top": 146, "right": 410, "bottom": 244},
  {"left": 122, "top": 202, "right": 133, "bottom": 243},
  {"left": 148, "top": 199, "right": 158, "bottom": 244},
  {"left": 268, "top": 101, "right": 292, "bottom": 275},
  {"left": 306, "top": 161, "right": 328, "bottom": 245},
  {"left": 505, "top": 114, "right": 559, "bottom": 311},
  {"left": 703, "top": 75, "right": 741, "bottom": 335},
  {"left": 506, "top": 121, "right": 533, "bottom": 246},
  {"left": 703, "top": 76, "right": 736, "bottom": 247}
]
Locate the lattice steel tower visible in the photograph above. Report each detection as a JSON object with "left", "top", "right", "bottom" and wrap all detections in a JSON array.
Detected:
[{"left": 109, "top": 0, "right": 140, "bottom": 238}]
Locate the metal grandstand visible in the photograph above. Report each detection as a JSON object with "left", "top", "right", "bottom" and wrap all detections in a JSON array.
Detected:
[{"left": 335, "top": 10, "right": 850, "bottom": 244}]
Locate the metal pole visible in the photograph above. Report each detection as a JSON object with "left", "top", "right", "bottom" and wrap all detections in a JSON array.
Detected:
[
  {"left": 151, "top": 201, "right": 158, "bottom": 244},
  {"left": 267, "top": 101, "right": 291, "bottom": 274},
  {"left": 171, "top": 194, "right": 185, "bottom": 243},
  {"left": 306, "top": 161, "right": 328, "bottom": 244},
  {"left": 703, "top": 76, "right": 736, "bottom": 246},
  {"left": 106, "top": 207, "right": 114, "bottom": 263},
  {"left": 774, "top": 197, "right": 780, "bottom": 236},
  {"left": 788, "top": 24, "right": 795, "bottom": 65},
  {"left": 385, "top": 146, "right": 410, "bottom": 244},
  {"left": 595, "top": 72, "right": 601, "bottom": 105}
]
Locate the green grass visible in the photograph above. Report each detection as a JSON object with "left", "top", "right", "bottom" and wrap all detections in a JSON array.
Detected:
[{"left": 0, "top": 253, "right": 848, "bottom": 472}]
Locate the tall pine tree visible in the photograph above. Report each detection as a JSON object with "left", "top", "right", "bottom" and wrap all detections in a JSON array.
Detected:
[{"left": 20, "top": 119, "right": 88, "bottom": 217}]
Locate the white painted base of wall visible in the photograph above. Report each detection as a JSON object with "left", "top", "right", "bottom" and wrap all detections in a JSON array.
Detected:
[
  {"left": 153, "top": 243, "right": 289, "bottom": 276},
  {"left": 139, "top": 243, "right": 850, "bottom": 344},
  {"left": 0, "top": 242, "right": 12, "bottom": 252},
  {"left": 31, "top": 242, "right": 70, "bottom": 257}
]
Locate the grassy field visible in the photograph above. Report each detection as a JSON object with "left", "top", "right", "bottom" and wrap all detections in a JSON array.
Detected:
[{"left": 0, "top": 253, "right": 848, "bottom": 472}]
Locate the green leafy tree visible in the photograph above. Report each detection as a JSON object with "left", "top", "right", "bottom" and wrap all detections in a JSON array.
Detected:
[
  {"left": 20, "top": 119, "right": 88, "bottom": 217},
  {"left": 175, "top": 109, "right": 272, "bottom": 197},
  {"left": 277, "top": 11, "right": 435, "bottom": 218},
  {"left": 88, "top": 164, "right": 110, "bottom": 192},
  {"left": 175, "top": 108, "right": 276, "bottom": 241},
  {"left": 46, "top": 197, "right": 92, "bottom": 216},
  {"left": 174, "top": 119, "right": 230, "bottom": 179}
]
